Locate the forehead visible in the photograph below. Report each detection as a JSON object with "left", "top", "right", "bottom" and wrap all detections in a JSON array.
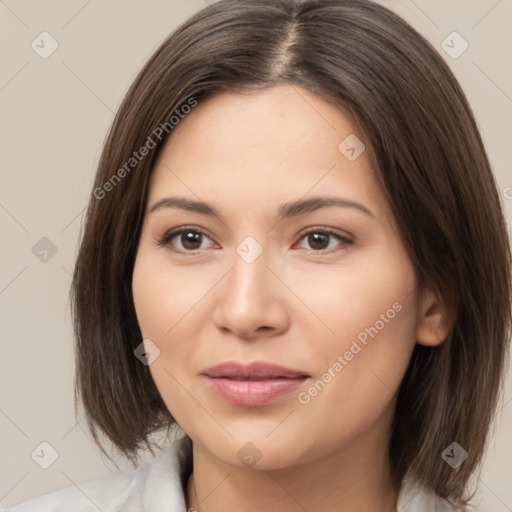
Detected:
[
  {"left": 147, "top": 85, "right": 389, "bottom": 222},
  {"left": 160, "top": 85, "right": 357, "bottom": 165}
]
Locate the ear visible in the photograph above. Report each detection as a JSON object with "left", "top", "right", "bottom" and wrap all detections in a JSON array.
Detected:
[{"left": 416, "top": 283, "right": 453, "bottom": 347}]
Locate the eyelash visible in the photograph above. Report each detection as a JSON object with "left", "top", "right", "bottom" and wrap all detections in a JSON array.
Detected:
[{"left": 155, "top": 226, "right": 353, "bottom": 255}]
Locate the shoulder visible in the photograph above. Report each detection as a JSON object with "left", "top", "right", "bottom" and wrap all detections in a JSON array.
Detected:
[
  {"left": 397, "top": 473, "right": 458, "bottom": 512},
  {"left": 1, "top": 436, "right": 192, "bottom": 512}
]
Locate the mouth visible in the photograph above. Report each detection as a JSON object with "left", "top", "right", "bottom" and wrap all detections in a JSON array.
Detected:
[{"left": 201, "top": 361, "right": 310, "bottom": 407}]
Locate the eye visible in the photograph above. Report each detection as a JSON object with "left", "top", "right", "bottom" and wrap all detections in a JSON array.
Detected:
[
  {"left": 295, "top": 228, "right": 353, "bottom": 253},
  {"left": 155, "top": 226, "right": 353, "bottom": 255},
  {"left": 156, "top": 227, "right": 216, "bottom": 253}
]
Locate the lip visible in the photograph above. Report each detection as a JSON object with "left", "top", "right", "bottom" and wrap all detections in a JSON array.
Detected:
[
  {"left": 202, "top": 361, "right": 309, "bottom": 380},
  {"left": 201, "top": 361, "right": 310, "bottom": 407}
]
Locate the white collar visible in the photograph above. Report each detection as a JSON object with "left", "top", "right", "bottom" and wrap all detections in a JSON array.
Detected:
[{"left": 6, "top": 434, "right": 455, "bottom": 511}]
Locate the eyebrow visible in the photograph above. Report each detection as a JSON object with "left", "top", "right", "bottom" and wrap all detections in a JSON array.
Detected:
[{"left": 148, "top": 196, "right": 376, "bottom": 220}]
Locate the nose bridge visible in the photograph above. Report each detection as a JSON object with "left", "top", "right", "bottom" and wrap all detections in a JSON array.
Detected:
[
  {"left": 212, "top": 235, "right": 288, "bottom": 338},
  {"left": 227, "top": 237, "right": 272, "bottom": 310}
]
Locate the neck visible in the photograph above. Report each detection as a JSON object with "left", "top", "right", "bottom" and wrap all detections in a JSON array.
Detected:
[{"left": 186, "top": 420, "right": 399, "bottom": 512}]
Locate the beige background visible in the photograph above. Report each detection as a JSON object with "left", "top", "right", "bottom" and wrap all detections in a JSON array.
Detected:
[{"left": 1, "top": 0, "right": 511, "bottom": 509}]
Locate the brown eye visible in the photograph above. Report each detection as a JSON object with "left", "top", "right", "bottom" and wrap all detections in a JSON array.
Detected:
[
  {"left": 306, "top": 232, "right": 330, "bottom": 251},
  {"left": 296, "top": 229, "right": 353, "bottom": 253},
  {"left": 157, "top": 227, "right": 216, "bottom": 253},
  {"left": 175, "top": 230, "right": 204, "bottom": 251}
]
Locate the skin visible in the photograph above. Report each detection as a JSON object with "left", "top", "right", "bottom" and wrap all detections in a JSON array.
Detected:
[{"left": 132, "top": 84, "right": 450, "bottom": 512}]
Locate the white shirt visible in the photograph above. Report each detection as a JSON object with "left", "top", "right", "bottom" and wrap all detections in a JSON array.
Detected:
[{"left": 1, "top": 435, "right": 457, "bottom": 511}]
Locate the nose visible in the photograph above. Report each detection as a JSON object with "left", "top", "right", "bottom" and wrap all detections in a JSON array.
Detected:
[{"left": 212, "top": 244, "right": 290, "bottom": 341}]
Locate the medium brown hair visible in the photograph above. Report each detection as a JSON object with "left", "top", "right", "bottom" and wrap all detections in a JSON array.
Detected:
[{"left": 71, "top": 0, "right": 511, "bottom": 507}]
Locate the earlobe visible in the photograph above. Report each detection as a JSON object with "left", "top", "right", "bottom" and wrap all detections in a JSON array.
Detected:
[{"left": 416, "top": 284, "right": 453, "bottom": 347}]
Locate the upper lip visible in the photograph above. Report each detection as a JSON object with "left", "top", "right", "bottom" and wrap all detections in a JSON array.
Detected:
[{"left": 202, "top": 361, "right": 309, "bottom": 380}]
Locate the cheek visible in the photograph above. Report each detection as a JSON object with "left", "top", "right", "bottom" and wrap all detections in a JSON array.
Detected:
[
  {"left": 285, "top": 247, "right": 418, "bottom": 357},
  {"left": 293, "top": 251, "right": 419, "bottom": 434},
  {"left": 132, "top": 247, "right": 211, "bottom": 416},
  {"left": 132, "top": 248, "right": 208, "bottom": 340},
  {"left": 132, "top": 274, "right": 170, "bottom": 341}
]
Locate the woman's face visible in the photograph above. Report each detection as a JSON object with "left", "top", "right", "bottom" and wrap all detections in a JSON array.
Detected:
[{"left": 132, "top": 85, "right": 444, "bottom": 470}]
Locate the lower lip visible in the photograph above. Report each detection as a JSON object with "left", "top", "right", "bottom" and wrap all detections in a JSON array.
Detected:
[{"left": 203, "top": 376, "right": 307, "bottom": 407}]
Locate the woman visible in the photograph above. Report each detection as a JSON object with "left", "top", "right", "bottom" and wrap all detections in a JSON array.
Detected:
[{"left": 4, "top": 0, "right": 510, "bottom": 510}]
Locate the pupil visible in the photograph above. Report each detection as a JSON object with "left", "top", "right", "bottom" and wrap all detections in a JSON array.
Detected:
[
  {"left": 182, "top": 231, "right": 201, "bottom": 250},
  {"left": 309, "top": 233, "right": 328, "bottom": 250}
]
